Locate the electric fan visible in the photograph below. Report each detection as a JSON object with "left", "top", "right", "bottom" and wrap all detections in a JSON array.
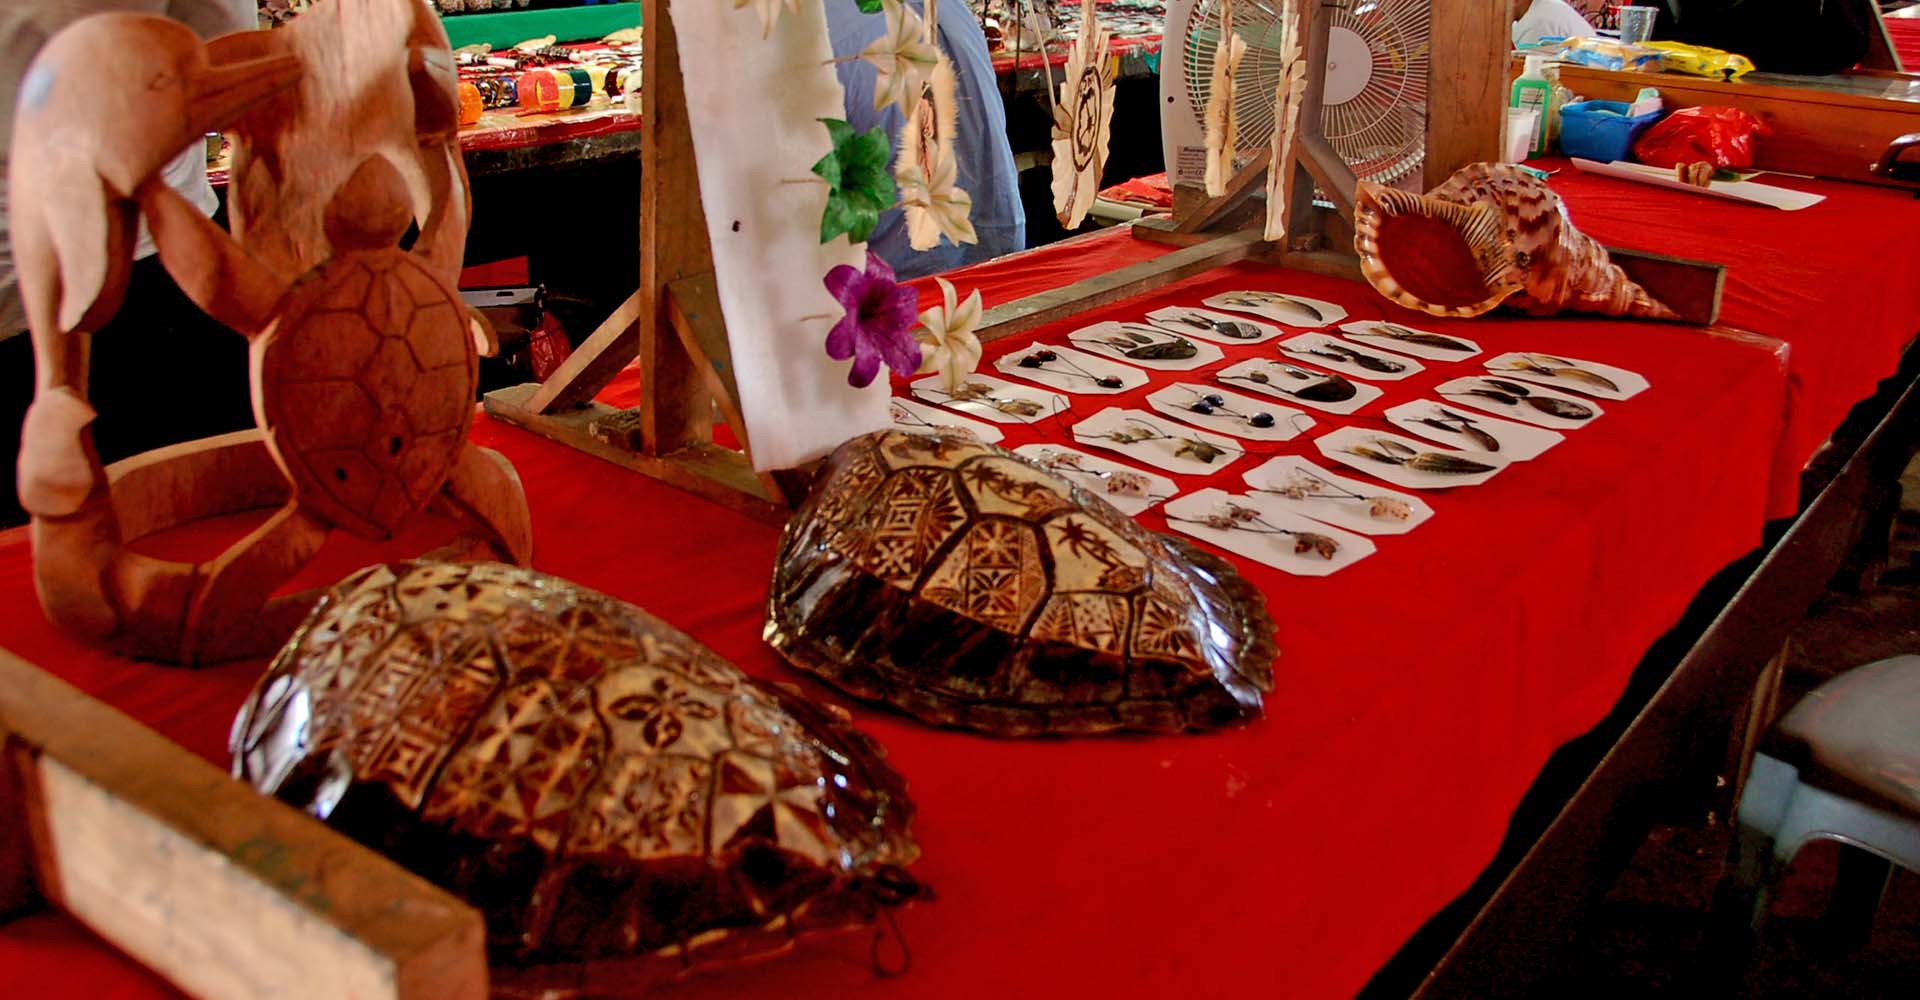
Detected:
[{"left": 1161, "top": 0, "right": 1430, "bottom": 190}]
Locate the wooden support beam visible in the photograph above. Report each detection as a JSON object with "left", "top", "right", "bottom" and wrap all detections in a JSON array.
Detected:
[
  {"left": 1424, "top": 2, "right": 1512, "bottom": 189},
  {"left": 0, "top": 648, "right": 487, "bottom": 1000},
  {"left": 974, "top": 230, "right": 1270, "bottom": 344}
]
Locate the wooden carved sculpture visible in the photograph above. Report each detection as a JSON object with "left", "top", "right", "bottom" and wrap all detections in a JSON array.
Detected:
[
  {"left": 11, "top": 9, "right": 530, "bottom": 665},
  {"left": 1353, "top": 163, "right": 1679, "bottom": 320},
  {"left": 766, "top": 430, "right": 1278, "bottom": 736}
]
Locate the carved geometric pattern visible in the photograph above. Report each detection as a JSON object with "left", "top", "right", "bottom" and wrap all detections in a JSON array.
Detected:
[
  {"left": 852, "top": 467, "right": 968, "bottom": 588},
  {"left": 1130, "top": 578, "right": 1205, "bottom": 666},
  {"left": 423, "top": 679, "right": 606, "bottom": 851},
  {"left": 1028, "top": 591, "right": 1133, "bottom": 655},
  {"left": 918, "top": 518, "right": 1048, "bottom": 631}
]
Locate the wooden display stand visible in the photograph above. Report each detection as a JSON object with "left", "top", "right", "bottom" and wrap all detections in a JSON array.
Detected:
[
  {"left": 0, "top": 648, "right": 488, "bottom": 1000},
  {"left": 483, "top": 0, "right": 804, "bottom": 524}
]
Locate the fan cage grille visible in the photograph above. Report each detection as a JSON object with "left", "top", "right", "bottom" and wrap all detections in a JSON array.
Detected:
[{"left": 1179, "top": 0, "right": 1430, "bottom": 185}]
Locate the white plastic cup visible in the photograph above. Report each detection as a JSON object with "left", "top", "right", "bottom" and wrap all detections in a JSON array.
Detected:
[{"left": 1618, "top": 5, "right": 1658, "bottom": 45}]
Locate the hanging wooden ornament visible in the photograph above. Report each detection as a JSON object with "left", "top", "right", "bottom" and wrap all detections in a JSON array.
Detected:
[
  {"left": 1262, "top": 0, "right": 1306, "bottom": 240},
  {"left": 1203, "top": 0, "right": 1247, "bottom": 197},
  {"left": 1048, "top": 0, "right": 1115, "bottom": 228},
  {"left": 898, "top": 55, "right": 976, "bottom": 249},
  {"left": 860, "top": 0, "right": 941, "bottom": 112}
]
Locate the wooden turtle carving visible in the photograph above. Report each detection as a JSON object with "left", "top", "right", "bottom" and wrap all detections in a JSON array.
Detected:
[
  {"left": 766, "top": 431, "right": 1278, "bottom": 736},
  {"left": 9, "top": 11, "right": 530, "bottom": 664},
  {"left": 233, "top": 561, "right": 923, "bottom": 990}
]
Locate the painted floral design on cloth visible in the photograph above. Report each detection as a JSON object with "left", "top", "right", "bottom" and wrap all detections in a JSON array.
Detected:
[{"left": 825, "top": 250, "right": 923, "bottom": 388}]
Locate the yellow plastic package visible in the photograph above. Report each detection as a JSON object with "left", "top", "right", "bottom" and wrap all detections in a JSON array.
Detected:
[{"left": 1645, "top": 41, "right": 1755, "bottom": 81}]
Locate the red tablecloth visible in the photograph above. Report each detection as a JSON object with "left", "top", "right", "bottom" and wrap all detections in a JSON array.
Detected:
[
  {"left": 1888, "top": 10, "right": 1920, "bottom": 70},
  {"left": 0, "top": 224, "right": 1796, "bottom": 998},
  {"left": 1542, "top": 158, "right": 1920, "bottom": 514}
]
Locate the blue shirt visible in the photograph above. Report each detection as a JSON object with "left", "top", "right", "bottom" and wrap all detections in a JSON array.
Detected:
[{"left": 824, "top": 0, "right": 1024, "bottom": 279}]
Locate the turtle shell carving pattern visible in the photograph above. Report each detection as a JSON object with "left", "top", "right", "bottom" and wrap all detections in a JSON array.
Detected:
[
  {"left": 765, "top": 431, "right": 1278, "bottom": 736},
  {"left": 231, "top": 561, "right": 921, "bottom": 968}
]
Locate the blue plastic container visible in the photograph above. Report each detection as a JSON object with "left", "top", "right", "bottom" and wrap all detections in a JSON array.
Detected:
[{"left": 1558, "top": 100, "right": 1665, "bottom": 163}]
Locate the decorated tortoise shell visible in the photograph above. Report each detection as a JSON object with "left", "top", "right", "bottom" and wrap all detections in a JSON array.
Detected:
[
  {"left": 231, "top": 561, "right": 921, "bottom": 978},
  {"left": 765, "top": 430, "right": 1278, "bottom": 736}
]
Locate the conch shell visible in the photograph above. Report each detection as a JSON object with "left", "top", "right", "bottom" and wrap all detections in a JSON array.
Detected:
[{"left": 1353, "top": 163, "right": 1677, "bottom": 321}]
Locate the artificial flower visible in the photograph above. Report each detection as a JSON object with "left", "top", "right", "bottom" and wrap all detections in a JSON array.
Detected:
[
  {"left": 812, "top": 118, "right": 898, "bottom": 244},
  {"left": 824, "top": 250, "right": 923, "bottom": 388},
  {"left": 1049, "top": 0, "right": 1115, "bottom": 229},
  {"left": 734, "top": 0, "right": 800, "bottom": 38},
  {"left": 899, "top": 148, "right": 977, "bottom": 250},
  {"left": 861, "top": 0, "right": 942, "bottom": 113},
  {"left": 913, "top": 277, "right": 984, "bottom": 393}
]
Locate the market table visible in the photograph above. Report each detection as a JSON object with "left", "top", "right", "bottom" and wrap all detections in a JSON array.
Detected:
[{"left": 3, "top": 169, "right": 1916, "bottom": 998}]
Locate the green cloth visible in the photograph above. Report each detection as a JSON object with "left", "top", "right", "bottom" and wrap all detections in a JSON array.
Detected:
[{"left": 439, "top": 3, "right": 641, "bottom": 50}]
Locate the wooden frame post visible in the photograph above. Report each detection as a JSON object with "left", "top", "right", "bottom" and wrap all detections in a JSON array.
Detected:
[
  {"left": 0, "top": 648, "right": 487, "bottom": 1000},
  {"left": 484, "top": 0, "right": 797, "bottom": 523}
]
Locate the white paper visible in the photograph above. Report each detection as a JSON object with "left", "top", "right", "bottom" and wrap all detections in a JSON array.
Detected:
[
  {"left": 1434, "top": 375, "right": 1604, "bottom": 429},
  {"left": 1143, "top": 306, "right": 1284, "bottom": 344},
  {"left": 1162, "top": 489, "right": 1376, "bottom": 577},
  {"left": 672, "top": 0, "right": 882, "bottom": 470},
  {"left": 1384, "top": 399, "right": 1565, "bottom": 461},
  {"left": 1070, "top": 407, "right": 1247, "bottom": 475},
  {"left": 1277, "top": 333, "right": 1425, "bottom": 382},
  {"left": 1570, "top": 158, "right": 1826, "bottom": 211},
  {"left": 1313, "top": 427, "right": 1510, "bottom": 490},
  {"left": 1065, "top": 321, "right": 1225, "bottom": 371},
  {"left": 1336, "top": 319, "right": 1482, "bottom": 361},
  {"left": 1146, "top": 382, "right": 1314, "bottom": 442},
  {"left": 1240, "top": 456, "right": 1432, "bottom": 536},
  {"left": 1011, "top": 444, "right": 1178, "bottom": 516},
  {"left": 1204, "top": 290, "right": 1349, "bottom": 327},
  {"left": 889, "top": 397, "right": 1004, "bottom": 443},
  {"left": 909, "top": 373, "right": 1068, "bottom": 424},
  {"left": 1214, "top": 359, "right": 1383, "bottom": 415},
  {"left": 994, "top": 344, "right": 1149, "bottom": 395},
  {"left": 1483, "top": 351, "right": 1649, "bottom": 401}
]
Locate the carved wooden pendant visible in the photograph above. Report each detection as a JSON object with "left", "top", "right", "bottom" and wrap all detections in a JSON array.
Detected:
[
  {"left": 766, "top": 430, "right": 1278, "bottom": 736},
  {"left": 233, "top": 561, "right": 923, "bottom": 983},
  {"left": 1049, "top": 0, "right": 1116, "bottom": 228}
]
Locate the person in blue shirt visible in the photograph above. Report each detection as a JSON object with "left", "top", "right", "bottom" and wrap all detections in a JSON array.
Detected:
[{"left": 824, "top": 0, "right": 1025, "bottom": 279}]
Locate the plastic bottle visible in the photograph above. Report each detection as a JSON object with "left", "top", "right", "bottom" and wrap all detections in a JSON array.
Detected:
[{"left": 1510, "top": 54, "right": 1552, "bottom": 159}]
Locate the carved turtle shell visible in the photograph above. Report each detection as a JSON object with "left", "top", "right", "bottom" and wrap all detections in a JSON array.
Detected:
[
  {"left": 765, "top": 430, "right": 1278, "bottom": 736},
  {"left": 231, "top": 561, "right": 920, "bottom": 977},
  {"left": 256, "top": 250, "right": 478, "bottom": 540}
]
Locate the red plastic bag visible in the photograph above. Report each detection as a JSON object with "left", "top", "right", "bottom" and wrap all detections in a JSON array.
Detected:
[{"left": 1631, "top": 106, "right": 1770, "bottom": 169}]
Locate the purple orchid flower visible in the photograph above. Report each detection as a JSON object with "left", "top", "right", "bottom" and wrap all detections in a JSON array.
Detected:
[{"left": 823, "top": 250, "right": 922, "bottom": 388}]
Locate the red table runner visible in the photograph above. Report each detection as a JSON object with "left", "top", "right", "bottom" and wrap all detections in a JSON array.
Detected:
[
  {"left": 7, "top": 161, "right": 1918, "bottom": 997},
  {"left": 0, "top": 242, "right": 1795, "bottom": 999}
]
